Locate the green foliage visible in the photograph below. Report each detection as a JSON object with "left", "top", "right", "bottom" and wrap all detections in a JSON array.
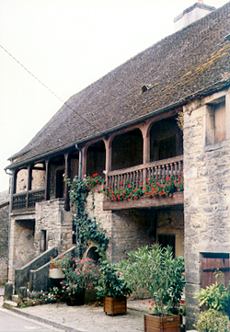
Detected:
[
  {"left": 68, "top": 176, "right": 109, "bottom": 257},
  {"left": 196, "top": 309, "right": 229, "bottom": 332},
  {"left": 96, "top": 260, "right": 131, "bottom": 299},
  {"left": 197, "top": 282, "right": 230, "bottom": 317},
  {"left": 118, "top": 245, "right": 185, "bottom": 315}
]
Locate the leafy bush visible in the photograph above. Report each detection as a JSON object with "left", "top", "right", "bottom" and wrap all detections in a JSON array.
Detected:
[
  {"left": 197, "top": 282, "right": 230, "bottom": 318},
  {"left": 60, "top": 257, "right": 99, "bottom": 297},
  {"left": 196, "top": 309, "right": 229, "bottom": 332},
  {"left": 96, "top": 260, "right": 131, "bottom": 298},
  {"left": 118, "top": 245, "right": 185, "bottom": 315}
]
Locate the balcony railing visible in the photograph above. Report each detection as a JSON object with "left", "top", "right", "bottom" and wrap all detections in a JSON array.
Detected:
[
  {"left": 107, "top": 155, "right": 183, "bottom": 195},
  {"left": 12, "top": 189, "right": 45, "bottom": 210}
]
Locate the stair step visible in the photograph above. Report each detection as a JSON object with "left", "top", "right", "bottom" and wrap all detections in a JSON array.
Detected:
[
  {"left": 3, "top": 300, "right": 18, "bottom": 309},
  {"left": 12, "top": 295, "right": 20, "bottom": 304}
]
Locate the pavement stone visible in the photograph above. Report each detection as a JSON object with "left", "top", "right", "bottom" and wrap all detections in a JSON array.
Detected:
[{"left": 17, "top": 302, "right": 145, "bottom": 332}]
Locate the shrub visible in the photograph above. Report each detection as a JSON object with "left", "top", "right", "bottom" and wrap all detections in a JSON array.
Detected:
[
  {"left": 197, "top": 282, "right": 230, "bottom": 318},
  {"left": 118, "top": 245, "right": 185, "bottom": 315},
  {"left": 196, "top": 309, "right": 229, "bottom": 332},
  {"left": 96, "top": 260, "right": 131, "bottom": 299}
]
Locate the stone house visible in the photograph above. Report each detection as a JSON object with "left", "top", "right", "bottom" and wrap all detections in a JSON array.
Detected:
[
  {"left": 0, "top": 191, "right": 9, "bottom": 285},
  {"left": 5, "top": 2, "right": 230, "bottom": 328}
]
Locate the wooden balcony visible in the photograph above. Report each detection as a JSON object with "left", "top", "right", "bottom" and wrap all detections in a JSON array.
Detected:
[
  {"left": 12, "top": 189, "right": 45, "bottom": 211},
  {"left": 104, "top": 156, "right": 183, "bottom": 210}
]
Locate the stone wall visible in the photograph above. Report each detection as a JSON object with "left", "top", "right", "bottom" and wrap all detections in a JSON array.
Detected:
[
  {"left": 183, "top": 88, "right": 230, "bottom": 328},
  {"left": 86, "top": 188, "right": 183, "bottom": 262},
  {"left": 16, "top": 167, "right": 45, "bottom": 193},
  {"left": 157, "top": 208, "right": 184, "bottom": 257},
  {"left": 34, "top": 199, "right": 73, "bottom": 255},
  {"left": 0, "top": 202, "right": 9, "bottom": 285}
]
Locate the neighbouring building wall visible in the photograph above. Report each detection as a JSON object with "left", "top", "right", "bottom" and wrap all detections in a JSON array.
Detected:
[
  {"left": 183, "top": 89, "right": 230, "bottom": 328},
  {"left": 0, "top": 202, "right": 9, "bottom": 285},
  {"left": 34, "top": 199, "right": 73, "bottom": 255}
]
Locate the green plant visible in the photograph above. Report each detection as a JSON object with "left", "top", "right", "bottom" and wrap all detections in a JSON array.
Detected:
[
  {"left": 118, "top": 245, "right": 185, "bottom": 315},
  {"left": 197, "top": 282, "right": 230, "bottom": 317},
  {"left": 96, "top": 260, "right": 131, "bottom": 299},
  {"left": 68, "top": 176, "right": 109, "bottom": 258},
  {"left": 60, "top": 257, "right": 99, "bottom": 297},
  {"left": 196, "top": 309, "right": 229, "bottom": 332}
]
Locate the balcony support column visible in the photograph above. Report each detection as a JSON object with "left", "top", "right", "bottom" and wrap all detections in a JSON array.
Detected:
[
  {"left": 64, "top": 153, "right": 71, "bottom": 211},
  {"left": 140, "top": 122, "right": 151, "bottom": 185},
  {"left": 104, "top": 136, "right": 113, "bottom": 186},
  {"left": 10, "top": 169, "right": 18, "bottom": 211},
  {"left": 26, "top": 165, "right": 33, "bottom": 208},
  {"left": 81, "top": 146, "right": 87, "bottom": 178},
  {"left": 45, "top": 160, "right": 50, "bottom": 201}
]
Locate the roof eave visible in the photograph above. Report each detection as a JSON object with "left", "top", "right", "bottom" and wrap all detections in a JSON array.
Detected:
[{"left": 7, "top": 79, "right": 230, "bottom": 171}]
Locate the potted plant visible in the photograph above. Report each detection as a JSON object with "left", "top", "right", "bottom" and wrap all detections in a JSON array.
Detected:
[
  {"left": 118, "top": 245, "right": 185, "bottom": 332},
  {"left": 60, "top": 256, "right": 99, "bottom": 305},
  {"left": 49, "top": 257, "right": 65, "bottom": 279},
  {"left": 96, "top": 260, "right": 131, "bottom": 315}
]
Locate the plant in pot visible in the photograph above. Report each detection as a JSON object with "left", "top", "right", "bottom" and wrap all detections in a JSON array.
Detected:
[
  {"left": 118, "top": 245, "right": 185, "bottom": 332},
  {"left": 96, "top": 260, "right": 131, "bottom": 315},
  {"left": 49, "top": 257, "right": 65, "bottom": 279},
  {"left": 60, "top": 256, "right": 99, "bottom": 306}
]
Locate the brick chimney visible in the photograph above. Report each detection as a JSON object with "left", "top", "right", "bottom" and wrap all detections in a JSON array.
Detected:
[{"left": 174, "top": 1, "right": 216, "bottom": 31}]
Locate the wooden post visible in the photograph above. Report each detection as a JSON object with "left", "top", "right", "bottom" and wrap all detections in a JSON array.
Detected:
[
  {"left": 26, "top": 165, "right": 32, "bottom": 207},
  {"left": 104, "top": 137, "right": 113, "bottom": 187},
  {"left": 81, "top": 146, "right": 87, "bottom": 178},
  {"left": 45, "top": 160, "right": 50, "bottom": 201},
  {"left": 64, "top": 153, "right": 70, "bottom": 211},
  {"left": 141, "top": 123, "right": 151, "bottom": 186}
]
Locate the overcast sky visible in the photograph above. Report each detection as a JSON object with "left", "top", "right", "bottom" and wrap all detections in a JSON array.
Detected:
[{"left": 0, "top": 0, "right": 228, "bottom": 191}]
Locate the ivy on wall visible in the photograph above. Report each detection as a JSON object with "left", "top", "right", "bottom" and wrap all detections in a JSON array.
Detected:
[{"left": 68, "top": 176, "right": 109, "bottom": 258}]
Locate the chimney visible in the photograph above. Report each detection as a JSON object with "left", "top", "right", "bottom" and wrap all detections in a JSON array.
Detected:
[{"left": 174, "top": 1, "right": 216, "bottom": 31}]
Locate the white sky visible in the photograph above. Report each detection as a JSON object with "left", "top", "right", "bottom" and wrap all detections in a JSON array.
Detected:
[{"left": 0, "top": 0, "right": 228, "bottom": 191}]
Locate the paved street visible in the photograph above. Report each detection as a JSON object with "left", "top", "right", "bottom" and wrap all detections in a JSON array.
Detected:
[{"left": 0, "top": 308, "right": 63, "bottom": 332}]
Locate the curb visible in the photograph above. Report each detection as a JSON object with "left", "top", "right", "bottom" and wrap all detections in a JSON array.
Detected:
[{"left": 3, "top": 301, "right": 83, "bottom": 332}]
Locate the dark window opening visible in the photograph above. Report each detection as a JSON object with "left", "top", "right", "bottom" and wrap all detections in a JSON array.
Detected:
[
  {"left": 150, "top": 118, "right": 183, "bottom": 162},
  {"left": 86, "top": 141, "right": 106, "bottom": 176},
  {"left": 40, "top": 230, "right": 47, "bottom": 252},
  {"left": 111, "top": 129, "right": 143, "bottom": 170},
  {"left": 158, "top": 234, "right": 176, "bottom": 257},
  {"left": 55, "top": 169, "right": 64, "bottom": 198}
]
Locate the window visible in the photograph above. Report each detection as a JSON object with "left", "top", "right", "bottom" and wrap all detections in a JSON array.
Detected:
[
  {"left": 206, "top": 97, "right": 226, "bottom": 145},
  {"left": 40, "top": 230, "right": 47, "bottom": 252}
]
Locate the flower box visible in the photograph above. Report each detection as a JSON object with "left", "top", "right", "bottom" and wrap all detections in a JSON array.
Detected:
[
  {"left": 144, "top": 314, "right": 180, "bottom": 332},
  {"left": 49, "top": 267, "right": 65, "bottom": 279},
  {"left": 104, "top": 296, "right": 127, "bottom": 315}
]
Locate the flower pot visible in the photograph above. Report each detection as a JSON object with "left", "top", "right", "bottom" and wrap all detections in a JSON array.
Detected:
[
  {"left": 66, "top": 289, "right": 85, "bottom": 306},
  {"left": 104, "top": 296, "right": 127, "bottom": 315},
  {"left": 49, "top": 268, "right": 65, "bottom": 279},
  {"left": 144, "top": 314, "right": 180, "bottom": 332}
]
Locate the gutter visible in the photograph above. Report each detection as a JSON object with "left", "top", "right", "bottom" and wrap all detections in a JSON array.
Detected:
[{"left": 6, "top": 79, "right": 230, "bottom": 170}]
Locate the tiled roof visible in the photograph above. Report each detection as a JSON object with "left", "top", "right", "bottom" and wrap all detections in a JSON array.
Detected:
[{"left": 10, "top": 2, "right": 230, "bottom": 167}]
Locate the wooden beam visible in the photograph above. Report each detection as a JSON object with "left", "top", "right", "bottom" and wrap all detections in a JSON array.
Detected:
[
  {"left": 45, "top": 160, "right": 50, "bottom": 201},
  {"left": 64, "top": 153, "right": 70, "bottom": 211}
]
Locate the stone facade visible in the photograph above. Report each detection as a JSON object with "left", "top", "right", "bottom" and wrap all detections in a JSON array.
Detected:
[
  {"left": 86, "top": 188, "right": 184, "bottom": 262},
  {"left": 184, "top": 88, "right": 230, "bottom": 328},
  {"left": 34, "top": 199, "right": 73, "bottom": 254},
  {"left": 0, "top": 199, "right": 9, "bottom": 285}
]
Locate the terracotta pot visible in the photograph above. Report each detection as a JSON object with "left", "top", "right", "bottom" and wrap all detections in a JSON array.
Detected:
[
  {"left": 104, "top": 296, "right": 127, "bottom": 315},
  {"left": 66, "top": 289, "right": 85, "bottom": 306},
  {"left": 49, "top": 268, "right": 65, "bottom": 279},
  {"left": 144, "top": 314, "right": 180, "bottom": 332}
]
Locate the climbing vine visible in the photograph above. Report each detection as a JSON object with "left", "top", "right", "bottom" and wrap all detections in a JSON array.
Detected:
[{"left": 68, "top": 176, "right": 109, "bottom": 258}]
